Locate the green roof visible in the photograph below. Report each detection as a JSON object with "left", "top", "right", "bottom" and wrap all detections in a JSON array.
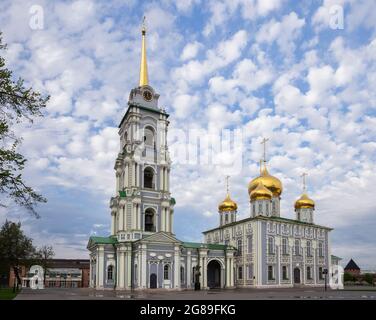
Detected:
[
  {"left": 182, "top": 242, "right": 235, "bottom": 251},
  {"left": 331, "top": 255, "right": 342, "bottom": 260},
  {"left": 88, "top": 236, "right": 118, "bottom": 245}
]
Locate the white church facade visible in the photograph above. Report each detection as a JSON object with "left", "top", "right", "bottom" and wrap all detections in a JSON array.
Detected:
[{"left": 87, "top": 23, "right": 332, "bottom": 290}]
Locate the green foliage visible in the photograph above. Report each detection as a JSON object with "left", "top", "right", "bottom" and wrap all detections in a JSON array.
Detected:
[
  {"left": 0, "top": 288, "right": 20, "bottom": 300},
  {"left": 0, "top": 32, "right": 49, "bottom": 217},
  {"left": 0, "top": 220, "right": 37, "bottom": 290},
  {"left": 344, "top": 272, "right": 356, "bottom": 282},
  {"left": 363, "top": 273, "right": 374, "bottom": 285}
]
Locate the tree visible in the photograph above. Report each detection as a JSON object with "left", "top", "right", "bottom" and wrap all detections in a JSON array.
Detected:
[
  {"left": 0, "top": 220, "right": 37, "bottom": 292},
  {"left": 36, "top": 245, "right": 55, "bottom": 285},
  {"left": 0, "top": 32, "right": 49, "bottom": 217}
]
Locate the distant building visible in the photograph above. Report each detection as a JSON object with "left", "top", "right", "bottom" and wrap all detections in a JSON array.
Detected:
[
  {"left": 8, "top": 259, "right": 90, "bottom": 288},
  {"left": 344, "top": 259, "right": 361, "bottom": 276}
]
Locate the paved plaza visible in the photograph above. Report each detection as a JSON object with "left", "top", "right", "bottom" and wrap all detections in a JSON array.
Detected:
[{"left": 14, "top": 287, "right": 376, "bottom": 300}]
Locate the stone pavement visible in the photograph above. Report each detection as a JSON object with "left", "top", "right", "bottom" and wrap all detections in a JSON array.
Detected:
[{"left": 14, "top": 287, "right": 376, "bottom": 300}]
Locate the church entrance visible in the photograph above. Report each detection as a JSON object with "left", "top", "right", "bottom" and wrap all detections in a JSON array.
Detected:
[
  {"left": 294, "top": 268, "right": 301, "bottom": 284},
  {"left": 207, "top": 260, "right": 221, "bottom": 289},
  {"left": 150, "top": 273, "right": 157, "bottom": 289}
]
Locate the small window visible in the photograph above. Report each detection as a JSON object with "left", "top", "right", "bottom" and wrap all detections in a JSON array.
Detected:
[
  {"left": 180, "top": 266, "right": 184, "bottom": 283},
  {"left": 268, "top": 236, "right": 275, "bottom": 254},
  {"left": 268, "top": 266, "right": 274, "bottom": 280},
  {"left": 307, "top": 241, "right": 312, "bottom": 257},
  {"left": 282, "top": 238, "right": 288, "bottom": 255},
  {"left": 294, "top": 239, "right": 300, "bottom": 256},
  {"left": 164, "top": 265, "right": 169, "bottom": 280},
  {"left": 237, "top": 239, "right": 242, "bottom": 256},
  {"left": 319, "top": 242, "right": 324, "bottom": 257},
  {"left": 282, "top": 266, "right": 288, "bottom": 280}
]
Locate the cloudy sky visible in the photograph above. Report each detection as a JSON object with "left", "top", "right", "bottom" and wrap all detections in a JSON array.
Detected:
[{"left": 0, "top": 0, "right": 375, "bottom": 269}]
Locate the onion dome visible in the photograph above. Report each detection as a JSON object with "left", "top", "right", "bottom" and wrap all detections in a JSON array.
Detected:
[
  {"left": 248, "top": 165, "right": 283, "bottom": 197},
  {"left": 218, "top": 194, "right": 238, "bottom": 212},
  {"left": 294, "top": 193, "right": 315, "bottom": 210},
  {"left": 250, "top": 182, "right": 273, "bottom": 201}
]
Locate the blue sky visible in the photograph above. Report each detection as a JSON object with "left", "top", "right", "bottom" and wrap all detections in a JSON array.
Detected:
[{"left": 0, "top": 0, "right": 375, "bottom": 269}]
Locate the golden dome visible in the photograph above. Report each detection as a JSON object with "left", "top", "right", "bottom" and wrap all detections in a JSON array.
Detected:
[
  {"left": 248, "top": 166, "right": 283, "bottom": 197},
  {"left": 250, "top": 182, "right": 273, "bottom": 201},
  {"left": 218, "top": 194, "right": 238, "bottom": 212},
  {"left": 294, "top": 193, "right": 315, "bottom": 210}
]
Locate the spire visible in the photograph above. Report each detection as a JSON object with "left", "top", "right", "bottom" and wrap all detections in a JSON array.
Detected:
[
  {"left": 261, "top": 137, "right": 269, "bottom": 163},
  {"left": 300, "top": 172, "right": 308, "bottom": 192},
  {"left": 225, "top": 175, "right": 230, "bottom": 195},
  {"left": 139, "top": 16, "right": 149, "bottom": 87}
]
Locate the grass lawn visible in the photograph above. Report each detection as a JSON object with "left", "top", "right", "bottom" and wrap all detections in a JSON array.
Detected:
[{"left": 0, "top": 288, "right": 20, "bottom": 300}]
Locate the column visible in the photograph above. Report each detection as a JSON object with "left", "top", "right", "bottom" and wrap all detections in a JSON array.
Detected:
[
  {"left": 138, "top": 205, "right": 141, "bottom": 230},
  {"left": 161, "top": 208, "right": 165, "bottom": 232},
  {"left": 170, "top": 210, "right": 174, "bottom": 234},
  {"left": 98, "top": 247, "right": 104, "bottom": 288},
  {"left": 132, "top": 162, "right": 135, "bottom": 186},
  {"left": 141, "top": 244, "right": 147, "bottom": 288},
  {"left": 119, "top": 251, "right": 124, "bottom": 288},
  {"left": 160, "top": 167, "right": 164, "bottom": 190},
  {"left": 226, "top": 254, "right": 231, "bottom": 287},
  {"left": 166, "top": 208, "right": 170, "bottom": 233},
  {"left": 125, "top": 250, "right": 131, "bottom": 289},
  {"left": 187, "top": 250, "right": 192, "bottom": 288},
  {"left": 136, "top": 163, "right": 140, "bottom": 187},
  {"left": 116, "top": 173, "right": 120, "bottom": 192},
  {"left": 174, "top": 245, "right": 180, "bottom": 288},
  {"left": 313, "top": 242, "right": 317, "bottom": 285},
  {"left": 230, "top": 257, "right": 235, "bottom": 287},
  {"left": 111, "top": 213, "right": 115, "bottom": 235}
]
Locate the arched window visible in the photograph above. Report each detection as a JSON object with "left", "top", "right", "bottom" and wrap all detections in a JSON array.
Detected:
[
  {"left": 144, "top": 208, "right": 155, "bottom": 232},
  {"left": 180, "top": 266, "right": 184, "bottom": 283},
  {"left": 258, "top": 203, "right": 262, "bottom": 214},
  {"left": 225, "top": 214, "right": 228, "bottom": 224},
  {"left": 144, "top": 167, "right": 155, "bottom": 189},
  {"left": 164, "top": 265, "right": 170, "bottom": 280},
  {"left": 237, "top": 239, "right": 242, "bottom": 256},
  {"left": 238, "top": 266, "right": 243, "bottom": 280},
  {"left": 282, "top": 238, "right": 288, "bottom": 255},
  {"left": 319, "top": 242, "right": 324, "bottom": 257},
  {"left": 266, "top": 203, "right": 269, "bottom": 215},
  {"left": 144, "top": 127, "right": 155, "bottom": 147},
  {"left": 252, "top": 203, "right": 255, "bottom": 215},
  {"left": 107, "top": 265, "right": 113, "bottom": 281},
  {"left": 307, "top": 241, "right": 312, "bottom": 257},
  {"left": 268, "top": 236, "right": 275, "bottom": 254},
  {"left": 294, "top": 239, "right": 300, "bottom": 256}
]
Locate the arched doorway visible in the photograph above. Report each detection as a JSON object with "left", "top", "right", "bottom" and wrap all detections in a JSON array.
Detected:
[
  {"left": 207, "top": 260, "right": 221, "bottom": 289},
  {"left": 294, "top": 267, "right": 301, "bottom": 284},
  {"left": 150, "top": 273, "right": 157, "bottom": 289}
]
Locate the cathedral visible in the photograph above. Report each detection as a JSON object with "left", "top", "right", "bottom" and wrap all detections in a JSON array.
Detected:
[{"left": 87, "top": 24, "right": 332, "bottom": 290}]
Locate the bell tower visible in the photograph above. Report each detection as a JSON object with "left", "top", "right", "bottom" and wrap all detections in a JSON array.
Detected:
[{"left": 110, "top": 19, "right": 175, "bottom": 242}]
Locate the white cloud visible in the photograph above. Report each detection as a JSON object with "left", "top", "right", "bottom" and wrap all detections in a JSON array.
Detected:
[
  {"left": 256, "top": 12, "right": 305, "bottom": 55},
  {"left": 180, "top": 41, "right": 202, "bottom": 61}
]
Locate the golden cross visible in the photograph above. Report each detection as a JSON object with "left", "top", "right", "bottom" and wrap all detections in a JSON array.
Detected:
[
  {"left": 260, "top": 137, "right": 269, "bottom": 163},
  {"left": 300, "top": 172, "right": 308, "bottom": 192},
  {"left": 225, "top": 175, "right": 230, "bottom": 194}
]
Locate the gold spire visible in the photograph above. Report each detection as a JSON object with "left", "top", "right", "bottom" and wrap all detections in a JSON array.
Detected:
[
  {"left": 218, "top": 176, "right": 238, "bottom": 212},
  {"left": 139, "top": 16, "right": 149, "bottom": 87}
]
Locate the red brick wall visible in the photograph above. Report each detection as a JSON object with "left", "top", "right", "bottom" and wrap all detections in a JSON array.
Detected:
[{"left": 81, "top": 268, "right": 90, "bottom": 288}]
